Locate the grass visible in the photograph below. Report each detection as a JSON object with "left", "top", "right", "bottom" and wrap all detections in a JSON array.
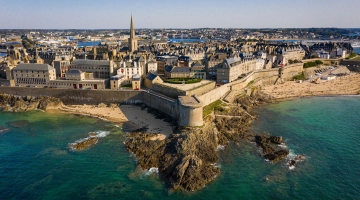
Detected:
[
  {"left": 203, "top": 99, "right": 222, "bottom": 117},
  {"left": 346, "top": 53, "right": 357, "bottom": 59},
  {"left": 292, "top": 72, "right": 306, "bottom": 81},
  {"left": 122, "top": 83, "right": 132, "bottom": 88},
  {"left": 164, "top": 78, "right": 202, "bottom": 84},
  {"left": 351, "top": 56, "right": 360, "bottom": 61},
  {"left": 246, "top": 80, "right": 254, "bottom": 87}
]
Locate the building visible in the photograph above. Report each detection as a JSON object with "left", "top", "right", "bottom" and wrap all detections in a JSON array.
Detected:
[
  {"left": 117, "top": 59, "right": 144, "bottom": 83},
  {"left": 12, "top": 63, "right": 56, "bottom": 86},
  {"left": 144, "top": 72, "right": 163, "bottom": 89},
  {"left": 110, "top": 74, "right": 127, "bottom": 90},
  {"left": 205, "top": 53, "right": 227, "bottom": 79},
  {"left": 147, "top": 59, "right": 158, "bottom": 73},
  {"left": 165, "top": 62, "right": 206, "bottom": 80},
  {"left": 217, "top": 57, "right": 259, "bottom": 84},
  {"left": 53, "top": 59, "right": 70, "bottom": 78},
  {"left": 131, "top": 74, "right": 141, "bottom": 90},
  {"left": 67, "top": 59, "right": 114, "bottom": 79},
  {"left": 65, "top": 69, "right": 85, "bottom": 80}
]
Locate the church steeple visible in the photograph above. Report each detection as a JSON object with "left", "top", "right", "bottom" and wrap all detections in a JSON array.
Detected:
[
  {"left": 130, "top": 15, "right": 135, "bottom": 39},
  {"left": 128, "top": 15, "right": 138, "bottom": 53}
]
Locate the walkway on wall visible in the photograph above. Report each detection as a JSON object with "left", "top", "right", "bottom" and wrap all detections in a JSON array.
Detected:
[{"left": 145, "top": 89, "right": 175, "bottom": 102}]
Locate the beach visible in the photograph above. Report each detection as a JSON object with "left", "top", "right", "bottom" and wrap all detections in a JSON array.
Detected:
[
  {"left": 59, "top": 104, "right": 172, "bottom": 139},
  {"left": 261, "top": 67, "right": 360, "bottom": 99}
]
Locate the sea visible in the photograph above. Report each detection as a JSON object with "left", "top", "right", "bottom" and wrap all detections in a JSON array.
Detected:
[
  {"left": 353, "top": 47, "right": 360, "bottom": 54},
  {"left": 77, "top": 41, "right": 101, "bottom": 47},
  {"left": 0, "top": 96, "right": 359, "bottom": 200}
]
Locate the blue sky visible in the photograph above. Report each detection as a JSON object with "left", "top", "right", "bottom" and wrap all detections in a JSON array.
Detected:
[{"left": 0, "top": 0, "right": 359, "bottom": 29}]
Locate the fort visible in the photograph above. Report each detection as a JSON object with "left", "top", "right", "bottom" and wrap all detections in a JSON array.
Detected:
[{"left": 0, "top": 63, "right": 303, "bottom": 126}]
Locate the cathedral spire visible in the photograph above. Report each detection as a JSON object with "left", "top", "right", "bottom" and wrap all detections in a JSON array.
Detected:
[
  {"left": 128, "top": 15, "right": 138, "bottom": 52},
  {"left": 130, "top": 15, "right": 135, "bottom": 39}
]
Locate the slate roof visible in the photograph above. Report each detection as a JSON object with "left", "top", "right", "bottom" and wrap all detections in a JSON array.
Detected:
[
  {"left": 71, "top": 59, "right": 109, "bottom": 66},
  {"left": 67, "top": 69, "right": 82, "bottom": 75},
  {"left": 14, "top": 63, "right": 53, "bottom": 71},
  {"left": 171, "top": 67, "right": 190, "bottom": 73},
  {"left": 146, "top": 72, "right": 158, "bottom": 81}
]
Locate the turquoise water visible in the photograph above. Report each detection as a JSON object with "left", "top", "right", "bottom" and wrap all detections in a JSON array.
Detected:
[{"left": 1, "top": 96, "right": 360, "bottom": 199}]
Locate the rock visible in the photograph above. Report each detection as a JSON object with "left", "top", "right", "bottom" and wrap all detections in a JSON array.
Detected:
[
  {"left": 269, "top": 136, "right": 282, "bottom": 144},
  {"left": 125, "top": 124, "right": 220, "bottom": 192},
  {"left": 264, "top": 149, "right": 289, "bottom": 163},
  {"left": 6, "top": 120, "right": 30, "bottom": 128},
  {"left": 289, "top": 160, "right": 296, "bottom": 167},
  {"left": 109, "top": 103, "right": 118, "bottom": 108},
  {"left": 262, "top": 144, "right": 276, "bottom": 155},
  {"left": 98, "top": 103, "right": 107, "bottom": 108},
  {"left": 0, "top": 93, "right": 63, "bottom": 111},
  {"left": 69, "top": 137, "right": 98, "bottom": 150},
  {"left": 0, "top": 126, "right": 9, "bottom": 134}
]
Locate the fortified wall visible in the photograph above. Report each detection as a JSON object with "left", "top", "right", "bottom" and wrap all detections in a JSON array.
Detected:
[
  {"left": 198, "top": 63, "right": 303, "bottom": 106},
  {"left": 0, "top": 63, "right": 303, "bottom": 127},
  {"left": 340, "top": 60, "right": 360, "bottom": 72}
]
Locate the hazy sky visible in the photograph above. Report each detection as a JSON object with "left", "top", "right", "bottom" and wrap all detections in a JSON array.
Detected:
[{"left": 1, "top": 0, "right": 359, "bottom": 29}]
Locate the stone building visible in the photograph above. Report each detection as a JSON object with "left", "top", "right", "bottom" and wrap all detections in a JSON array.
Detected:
[
  {"left": 12, "top": 63, "right": 56, "bottom": 86},
  {"left": 110, "top": 74, "right": 127, "bottom": 90},
  {"left": 131, "top": 74, "right": 141, "bottom": 90},
  {"left": 216, "top": 57, "right": 262, "bottom": 84},
  {"left": 165, "top": 63, "right": 206, "bottom": 80},
  {"left": 144, "top": 72, "right": 163, "bottom": 89},
  {"left": 147, "top": 59, "right": 157, "bottom": 73},
  {"left": 65, "top": 69, "right": 85, "bottom": 80},
  {"left": 205, "top": 53, "right": 227, "bottom": 79},
  {"left": 67, "top": 59, "right": 115, "bottom": 79}
]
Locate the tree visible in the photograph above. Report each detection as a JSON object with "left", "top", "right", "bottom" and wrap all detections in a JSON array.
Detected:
[{"left": 315, "top": 60, "right": 323, "bottom": 65}]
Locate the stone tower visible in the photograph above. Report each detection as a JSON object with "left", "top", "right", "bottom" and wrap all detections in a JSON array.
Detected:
[{"left": 128, "top": 15, "right": 138, "bottom": 53}]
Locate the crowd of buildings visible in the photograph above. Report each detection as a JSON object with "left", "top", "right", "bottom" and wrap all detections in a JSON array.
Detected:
[{"left": 0, "top": 16, "right": 356, "bottom": 92}]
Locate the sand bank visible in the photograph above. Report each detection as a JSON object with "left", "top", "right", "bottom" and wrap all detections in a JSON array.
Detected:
[{"left": 261, "top": 73, "right": 360, "bottom": 99}]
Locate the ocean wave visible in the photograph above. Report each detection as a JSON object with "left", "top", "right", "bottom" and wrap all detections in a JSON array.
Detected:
[
  {"left": 216, "top": 145, "right": 225, "bottom": 151},
  {"left": 95, "top": 130, "right": 110, "bottom": 138},
  {"left": 145, "top": 167, "right": 159, "bottom": 176},
  {"left": 278, "top": 143, "right": 288, "bottom": 148}
]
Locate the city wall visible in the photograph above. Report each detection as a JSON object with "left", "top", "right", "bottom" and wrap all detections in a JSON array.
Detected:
[
  {"left": 0, "top": 87, "right": 180, "bottom": 120},
  {"left": 152, "top": 81, "right": 216, "bottom": 99},
  {"left": 340, "top": 60, "right": 360, "bottom": 72},
  {"left": 198, "top": 63, "right": 303, "bottom": 106}
]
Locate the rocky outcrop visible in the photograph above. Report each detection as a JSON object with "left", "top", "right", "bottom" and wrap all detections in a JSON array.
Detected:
[
  {"left": 6, "top": 120, "right": 30, "bottom": 128},
  {"left": 0, "top": 93, "right": 63, "bottom": 112},
  {"left": 0, "top": 126, "right": 9, "bottom": 134},
  {"left": 125, "top": 120, "right": 220, "bottom": 192},
  {"left": 69, "top": 136, "right": 99, "bottom": 150}
]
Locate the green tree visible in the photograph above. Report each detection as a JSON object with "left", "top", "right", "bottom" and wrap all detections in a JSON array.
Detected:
[{"left": 315, "top": 60, "right": 323, "bottom": 65}]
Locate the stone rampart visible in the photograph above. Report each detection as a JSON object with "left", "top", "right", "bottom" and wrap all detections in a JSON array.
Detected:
[{"left": 340, "top": 60, "right": 360, "bottom": 72}]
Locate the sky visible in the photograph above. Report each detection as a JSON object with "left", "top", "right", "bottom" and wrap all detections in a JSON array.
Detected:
[{"left": 0, "top": 0, "right": 359, "bottom": 29}]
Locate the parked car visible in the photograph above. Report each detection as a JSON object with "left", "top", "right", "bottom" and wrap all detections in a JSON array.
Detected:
[{"left": 315, "top": 73, "right": 321, "bottom": 76}]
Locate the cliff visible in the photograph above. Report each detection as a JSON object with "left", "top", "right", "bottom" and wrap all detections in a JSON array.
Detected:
[
  {"left": 0, "top": 93, "right": 63, "bottom": 112},
  {"left": 125, "top": 91, "right": 293, "bottom": 192}
]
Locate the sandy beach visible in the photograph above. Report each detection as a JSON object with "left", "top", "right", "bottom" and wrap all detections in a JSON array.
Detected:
[
  {"left": 59, "top": 104, "right": 173, "bottom": 139},
  {"left": 261, "top": 68, "right": 360, "bottom": 99}
]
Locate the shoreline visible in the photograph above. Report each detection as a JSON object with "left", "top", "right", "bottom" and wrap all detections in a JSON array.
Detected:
[
  {"left": 261, "top": 69, "right": 360, "bottom": 100},
  {"left": 58, "top": 104, "right": 173, "bottom": 138}
]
